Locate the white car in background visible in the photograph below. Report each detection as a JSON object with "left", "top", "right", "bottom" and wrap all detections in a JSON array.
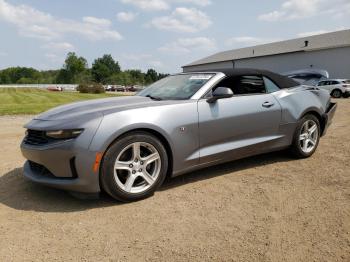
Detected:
[{"left": 317, "top": 79, "right": 350, "bottom": 98}]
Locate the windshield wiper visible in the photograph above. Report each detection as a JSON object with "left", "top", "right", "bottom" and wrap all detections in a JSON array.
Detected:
[{"left": 146, "top": 95, "right": 163, "bottom": 101}]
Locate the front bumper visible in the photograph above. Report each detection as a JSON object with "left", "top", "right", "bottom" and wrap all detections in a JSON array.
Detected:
[
  {"left": 322, "top": 102, "right": 337, "bottom": 136},
  {"left": 21, "top": 140, "right": 101, "bottom": 193},
  {"left": 20, "top": 116, "right": 104, "bottom": 194}
]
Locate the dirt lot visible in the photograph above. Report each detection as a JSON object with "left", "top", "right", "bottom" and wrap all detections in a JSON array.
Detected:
[{"left": 0, "top": 100, "right": 349, "bottom": 262}]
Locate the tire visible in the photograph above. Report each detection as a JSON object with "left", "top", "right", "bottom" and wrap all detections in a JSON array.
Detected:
[
  {"left": 331, "top": 89, "right": 342, "bottom": 98},
  {"left": 100, "top": 132, "right": 168, "bottom": 202},
  {"left": 290, "top": 114, "right": 320, "bottom": 158}
]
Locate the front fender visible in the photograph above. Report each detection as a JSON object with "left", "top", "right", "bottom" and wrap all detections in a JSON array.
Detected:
[
  {"left": 90, "top": 120, "right": 174, "bottom": 154},
  {"left": 89, "top": 102, "right": 200, "bottom": 175}
]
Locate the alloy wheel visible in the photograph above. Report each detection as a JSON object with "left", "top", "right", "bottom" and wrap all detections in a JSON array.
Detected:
[
  {"left": 299, "top": 120, "right": 319, "bottom": 153},
  {"left": 114, "top": 142, "right": 161, "bottom": 194},
  {"left": 332, "top": 90, "right": 342, "bottom": 98}
]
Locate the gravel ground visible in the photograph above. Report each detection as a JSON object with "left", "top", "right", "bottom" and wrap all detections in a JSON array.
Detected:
[{"left": 0, "top": 100, "right": 349, "bottom": 261}]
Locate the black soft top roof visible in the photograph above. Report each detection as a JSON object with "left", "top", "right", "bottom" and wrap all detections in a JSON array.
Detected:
[{"left": 186, "top": 68, "right": 299, "bottom": 89}]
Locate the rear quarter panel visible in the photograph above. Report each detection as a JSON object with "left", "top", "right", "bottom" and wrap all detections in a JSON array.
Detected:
[{"left": 273, "top": 86, "right": 329, "bottom": 124}]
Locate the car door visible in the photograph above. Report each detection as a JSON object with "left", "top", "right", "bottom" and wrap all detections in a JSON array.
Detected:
[
  {"left": 333, "top": 81, "right": 342, "bottom": 91},
  {"left": 326, "top": 81, "right": 333, "bottom": 92},
  {"left": 197, "top": 75, "right": 282, "bottom": 164}
]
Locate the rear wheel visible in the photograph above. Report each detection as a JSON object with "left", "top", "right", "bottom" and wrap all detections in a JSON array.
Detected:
[
  {"left": 100, "top": 132, "right": 168, "bottom": 202},
  {"left": 290, "top": 115, "right": 320, "bottom": 158},
  {"left": 331, "top": 89, "right": 342, "bottom": 98}
]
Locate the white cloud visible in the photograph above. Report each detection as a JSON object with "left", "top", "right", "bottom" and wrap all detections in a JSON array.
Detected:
[
  {"left": 225, "top": 36, "right": 280, "bottom": 48},
  {"left": 159, "top": 37, "right": 217, "bottom": 53},
  {"left": 171, "top": 0, "right": 211, "bottom": 7},
  {"left": 117, "top": 11, "right": 137, "bottom": 22},
  {"left": 120, "top": 0, "right": 170, "bottom": 11},
  {"left": 123, "top": 53, "right": 153, "bottom": 61},
  {"left": 45, "top": 53, "right": 64, "bottom": 64},
  {"left": 121, "top": 53, "right": 164, "bottom": 70},
  {"left": 82, "top": 16, "right": 112, "bottom": 27},
  {"left": 42, "top": 42, "right": 75, "bottom": 52},
  {"left": 148, "top": 60, "right": 164, "bottom": 68},
  {"left": 259, "top": 0, "right": 350, "bottom": 21},
  {"left": 149, "top": 7, "right": 212, "bottom": 33},
  {"left": 0, "top": 0, "right": 122, "bottom": 41},
  {"left": 120, "top": 0, "right": 211, "bottom": 11}
]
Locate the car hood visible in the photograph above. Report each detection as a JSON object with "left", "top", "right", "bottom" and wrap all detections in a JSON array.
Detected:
[{"left": 35, "top": 96, "right": 166, "bottom": 121}]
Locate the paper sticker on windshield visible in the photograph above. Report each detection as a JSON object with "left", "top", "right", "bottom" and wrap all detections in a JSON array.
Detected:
[{"left": 190, "top": 75, "right": 212, "bottom": 80}]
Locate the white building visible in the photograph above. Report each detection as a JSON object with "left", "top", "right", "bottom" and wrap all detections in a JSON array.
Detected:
[{"left": 183, "top": 29, "right": 350, "bottom": 79}]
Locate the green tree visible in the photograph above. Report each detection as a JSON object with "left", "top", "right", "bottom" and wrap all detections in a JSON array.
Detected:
[
  {"left": 145, "top": 69, "right": 158, "bottom": 84},
  {"left": 56, "top": 52, "right": 88, "bottom": 84},
  {"left": 0, "top": 67, "right": 40, "bottom": 83},
  {"left": 0, "top": 52, "right": 169, "bottom": 85},
  {"left": 157, "top": 73, "right": 169, "bottom": 80},
  {"left": 92, "top": 54, "right": 121, "bottom": 84},
  {"left": 126, "top": 69, "right": 145, "bottom": 85},
  {"left": 17, "top": 77, "right": 36, "bottom": 84},
  {"left": 38, "top": 70, "right": 60, "bottom": 84},
  {"left": 0, "top": 71, "right": 11, "bottom": 84},
  {"left": 107, "top": 72, "right": 132, "bottom": 86}
]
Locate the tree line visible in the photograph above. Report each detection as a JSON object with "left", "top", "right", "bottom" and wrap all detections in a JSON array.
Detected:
[{"left": 0, "top": 52, "right": 168, "bottom": 85}]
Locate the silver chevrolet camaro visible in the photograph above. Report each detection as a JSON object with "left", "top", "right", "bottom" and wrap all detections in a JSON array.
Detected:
[{"left": 21, "top": 69, "right": 337, "bottom": 202}]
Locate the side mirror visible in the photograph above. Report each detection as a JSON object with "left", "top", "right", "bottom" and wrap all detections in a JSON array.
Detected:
[{"left": 207, "top": 87, "right": 233, "bottom": 103}]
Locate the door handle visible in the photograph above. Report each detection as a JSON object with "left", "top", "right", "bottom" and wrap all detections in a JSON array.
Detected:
[{"left": 262, "top": 101, "right": 274, "bottom": 108}]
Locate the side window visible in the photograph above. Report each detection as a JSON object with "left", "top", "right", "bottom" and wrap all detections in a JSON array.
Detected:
[
  {"left": 210, "top": 75, "right": 266, "bottom": 97},
  {"left": 234, "top": 75, "right": 266, "bottom": 95},
  {"left": 263, "top": 77, "right": 280, "bottom": 93},
  {"left": 318, "top": 81, "right": 325, "bottom": 86}
]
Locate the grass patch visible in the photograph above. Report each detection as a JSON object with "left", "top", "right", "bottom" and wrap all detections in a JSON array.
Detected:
[{"left": 0, "top": 88, "right": 126, "bottom": 115}]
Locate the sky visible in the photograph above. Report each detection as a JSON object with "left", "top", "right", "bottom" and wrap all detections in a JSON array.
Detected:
[{"left": 0, "top": 0, "right": 349, "bottom": 73}]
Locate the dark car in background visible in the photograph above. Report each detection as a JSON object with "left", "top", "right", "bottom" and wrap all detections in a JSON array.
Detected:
[{"left": 283, "top": 69, "right": 329, "bottom": 86}]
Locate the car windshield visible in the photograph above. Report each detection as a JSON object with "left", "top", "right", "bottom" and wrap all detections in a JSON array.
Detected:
[{"left": 138, "top": 73, "right": 215, "bottom": 100}]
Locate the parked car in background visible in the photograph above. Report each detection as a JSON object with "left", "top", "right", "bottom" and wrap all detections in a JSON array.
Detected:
[
  {"left": 116, "top": 85, "right": 127, "bottom": 92},
  {"left": 283, "top": 69, "right": 329, "bottom": 86},
  {"left": 21, "top": 68, "right": 336, "bottom": 202},
  {"left": 105, "top": 85, "right": 127, "bottom": 92},
  {"left": 127, "top": 85, "right": 143, "bottom": 92},
  {"left": 105, "top": 85, "right": 114, "bottom": 92},
  {"left": 47, "top": 86, "right": 63, "bottom": 92},
  {"left": 317, "top": 79, "right": 350, "bottom": 98}
]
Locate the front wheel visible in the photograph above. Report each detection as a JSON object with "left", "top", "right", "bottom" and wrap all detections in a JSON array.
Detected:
[
  {"left": 100, "top": 132, "right": 168, "bottom": 202},
  {"left": 331, "top": 89, "right": 342, "bottom": 98},
  {"left": 290, "top": 115, "right": 320, "bottom": 158}
]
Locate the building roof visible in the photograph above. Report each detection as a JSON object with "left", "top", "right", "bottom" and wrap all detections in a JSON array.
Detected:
[{"left": 183, "top": 29, "right": 350, "bottom": 68}]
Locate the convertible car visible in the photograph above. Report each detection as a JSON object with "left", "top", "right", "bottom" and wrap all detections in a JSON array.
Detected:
[{"left": 21, "top": 69, "right": 337, "bottom": 202}]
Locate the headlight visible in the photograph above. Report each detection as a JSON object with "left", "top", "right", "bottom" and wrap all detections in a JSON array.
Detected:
[{"left": 46, "top": 129, "right": 83, "bottom": 139}]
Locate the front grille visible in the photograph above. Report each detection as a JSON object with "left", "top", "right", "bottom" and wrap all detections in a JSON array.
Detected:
[
  {"left": 24, "top": 130, "right": 52, "bottom": 145},
  {"left": 28, "top": 161, "right": 56, "bottom": 178}
]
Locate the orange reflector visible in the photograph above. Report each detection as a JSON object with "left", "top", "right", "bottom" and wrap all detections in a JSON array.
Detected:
[{"left": 93, "top": 152, "right": 103, "bottom": 173}]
